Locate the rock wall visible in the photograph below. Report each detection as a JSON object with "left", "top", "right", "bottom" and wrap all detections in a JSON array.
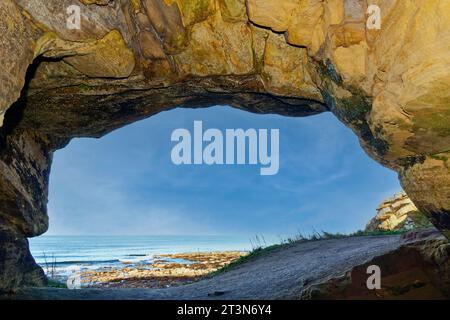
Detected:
[
  {"left": 0, "top": 0, "right": 449, "bottom": 290},
  {"left": 366, "top": 191, "right": 432, "bottom": 232},
  {"left": 301, "top": 229, "right": 450, "bottom": 299}
]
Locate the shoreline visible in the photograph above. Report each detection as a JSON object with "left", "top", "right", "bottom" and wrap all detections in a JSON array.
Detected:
[{"left": 77, "top": 251, "right": 246, "bottom": 289}]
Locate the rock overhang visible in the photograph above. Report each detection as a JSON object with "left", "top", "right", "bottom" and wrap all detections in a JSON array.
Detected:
[{"left": 0, "top": 0, "right": 449, "bottom": 291}]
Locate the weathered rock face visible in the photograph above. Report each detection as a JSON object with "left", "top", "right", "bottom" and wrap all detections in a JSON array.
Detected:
[
  {"left": 0, "top": 0, "right": 449, "bottom": 291},
  {"left": 301, "top": 229, "right": 450, "bottom": 299},
  {"left": 0, "top": 222, "right": 46, "bottom": 290},
  {"left": 366, "top": 192, "right": 432, "bottom": 232}
]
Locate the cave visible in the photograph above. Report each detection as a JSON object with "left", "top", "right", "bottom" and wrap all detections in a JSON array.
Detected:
[{"left": 0, "top": 0, "right": 450, "bottom": 296}]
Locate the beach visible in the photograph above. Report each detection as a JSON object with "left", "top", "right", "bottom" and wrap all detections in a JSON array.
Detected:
[
  {"left": 82, "top": 251, "right": 246, "bottom": 288},
  {"left": 29, "top": 235, "right": 253, "bottom": 288}
]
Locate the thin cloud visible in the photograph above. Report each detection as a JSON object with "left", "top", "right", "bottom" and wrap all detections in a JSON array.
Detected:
[{"left": 46, "top": 107, "right": 401, "bottom": 237}]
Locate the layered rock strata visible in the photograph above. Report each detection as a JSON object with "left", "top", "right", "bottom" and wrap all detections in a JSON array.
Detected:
[
  {"left": 0, "top": 0, "right": 449, "bottom": 290},
  {"left": 366, "top": 192, "right": 432, "bottom": 232}
]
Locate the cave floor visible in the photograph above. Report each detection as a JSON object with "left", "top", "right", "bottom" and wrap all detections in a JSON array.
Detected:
[{"left": 3, "top": 229, "right": 447, "bottom": 300}]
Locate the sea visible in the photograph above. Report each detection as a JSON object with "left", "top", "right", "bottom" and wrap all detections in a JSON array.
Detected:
[{"left": 29, "top": 235, "right": 254, "bottom": 281}]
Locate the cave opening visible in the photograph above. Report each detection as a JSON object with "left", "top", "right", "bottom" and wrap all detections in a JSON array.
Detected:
[{"left": 28, "top": 105, "right": 402, "bottom": 289}]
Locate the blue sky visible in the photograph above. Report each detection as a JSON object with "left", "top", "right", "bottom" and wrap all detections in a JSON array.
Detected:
[{"left": 47, "top": 106, "right": 401, "bottom": 238}]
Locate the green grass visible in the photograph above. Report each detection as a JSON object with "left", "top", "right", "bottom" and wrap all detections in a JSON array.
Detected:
[
  {"left": 78, "top": 83, "right": 94, "bottom": 92},
  {"left": 47, "top": 279, "right": 67, "bottom": 289},
  {"left": 209, "top": 228, "right": 412, "bottom": 277},
  {"left": 278, "top": 228, "right": 409, "bottom": 245},
  {"left": 208, "top": 243, "right": 286, "bottom": 277}
]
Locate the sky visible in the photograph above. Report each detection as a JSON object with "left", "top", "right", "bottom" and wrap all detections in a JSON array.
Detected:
[{"left": 46, "top": 105, "right": 401, "bottom": 238}]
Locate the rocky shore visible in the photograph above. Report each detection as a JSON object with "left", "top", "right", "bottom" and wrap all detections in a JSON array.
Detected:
[
  {"left": 80, "top": 251, "right": 245, "bottom": 289},
  {"left": 6, "top": 228, "right": 448, "bottom": 300}
]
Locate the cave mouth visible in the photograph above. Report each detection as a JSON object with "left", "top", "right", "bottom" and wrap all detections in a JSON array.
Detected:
[{"left": 28, "top": 105, "right": 402, "bottom": 289}]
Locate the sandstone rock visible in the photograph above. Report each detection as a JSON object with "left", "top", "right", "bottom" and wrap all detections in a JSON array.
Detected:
[
  {"left": 367, "top": 0, "right": 450, "bottom": 161},
  {"left": 1, "top": 0, "right": 450, "bottom": 292},
  {"left": 286, "top": 0, "right": 327, "bottom": 55},
  {"left": 262, "top": 33, "right": 322, "bottom": 100},
  {"left": 142, "top": 0, "right": 188, "bottom": 54},
  {"left": 80, "top": 0, "right": 112, "bottom": 5},
  {"left": 325, "top": 0, "right": 344, "bottom": 25},
  {"left": 300, "top": 229, "right": 450, "bottom": 299},
  {"left": 0, "top": 0, "right": 41, "bottom": 124},
  {"left": 343, "top": 0, "right": 365, "bottom": 22},
  {"left": 176, "top": 0, "right": 217, "bottom": 26},
  {"left": 35, "top": 30, "right": 135, "bottom": 78},
  {"left": 15, "top": 0, "right": 132, "bottom": 42},
  {"left": 400, "top": 154, "right": 450, "bottom": 240},
  {"left": 330, "top": 23, "right": 366, "bottom": 48},
  {"left": 365, "top": 192, "right": 432, "bottom": 232},
  {"left": 139, "top": 30, "right": 167, "bottom": 60},
  {"left": 247, "top": 0, "right": 328, "bottom": 56},
  {"left": 0, "top": 223, "right": 47, "bottom": 292},
  {"left": 246, "top": 0, "right": 297, "bottom": 32},
  {"left": 218, "top": 0, "right": 247, "bottom": 22},
  {"left": 65, "top": 30, "right": 135, "bottom": 78},
  {"left": 174, "top": 12, "right": 253, "bottom": 76},
  {"left": 332, "top": 42, "right": 367, "bottom": 84}
]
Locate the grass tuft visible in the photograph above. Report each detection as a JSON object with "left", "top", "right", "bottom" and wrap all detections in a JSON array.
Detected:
[
  {"left": 47, "top": 279, "right": 67, "bottom": 289},
  {"left": 210, "top": 228, "right": 412, "bottom": 277}
]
